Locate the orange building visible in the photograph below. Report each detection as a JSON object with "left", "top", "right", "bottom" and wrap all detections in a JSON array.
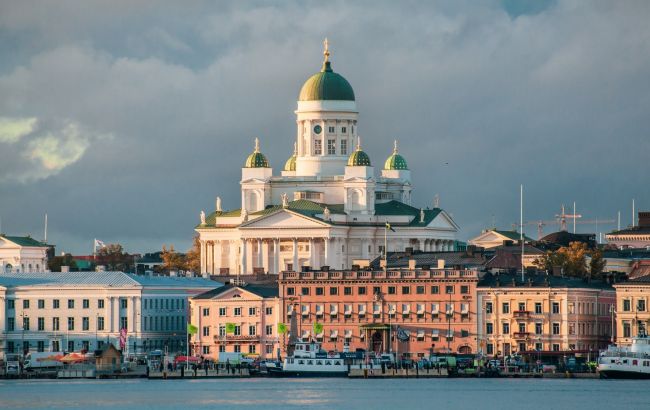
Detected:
[{"left": 278, "top": 268, "right": 479, "bottom": 359}]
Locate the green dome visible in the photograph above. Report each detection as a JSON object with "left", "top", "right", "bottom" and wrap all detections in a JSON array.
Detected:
[
  {"left": 244, "top": 138, "right": 269, "bottom": 168},
  {"left": 347, "top": 138, "right": 371, "bottom": 166},
  {"left": 299, "top": 61, "right": 355, "bottom": 101},
  {"left": 384, "top": 141, "right": 408, "bottom": 170}
]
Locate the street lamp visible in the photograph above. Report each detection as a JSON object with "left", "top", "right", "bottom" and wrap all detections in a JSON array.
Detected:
[{"left": 21, "top": 312, "right": 29, "bottom": 356}]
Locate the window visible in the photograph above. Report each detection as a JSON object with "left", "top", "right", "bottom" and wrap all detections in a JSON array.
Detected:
[
  {"left": 98, "top": 299, "right": 104, "bottom": 309},
  {"left": 234, "top": 307, "right": 242, "bottom": 316},
  {"left": 81, "top": 317, "right": 89, "bottom": 331},
  {"left": 219, "top": 307, "right": 227, "bottom": 316},
  {"left": 535, "top": 303, "right": 542, "bottom": 314},
  {"left": 431, "top": 286, "right": 439, "bottom": 294},
  {"left": 623, "top": 321, "right": 631, "bottom": 338},
  {"left": 97, "top": 317, "right": 104, "bottom": 331},
  {"left": 329, "top": 287, "right": 338, "bottom": 296},
  {"left": 535, "top": 323, "right": 543, "bottom": 335},
  {"left": 7, "top": 317, "right": 15, "bottom": 331},
  {"left": 52, "top": 317, "right": 59, "bottom": 331},
  {"left": 388, "top": 286, "right": 396, "bottom": 295},
  {"left": 445, "top": 285, "right": 454, "bottom": 294},
  {"left": 120, "top": 317, "right": 127, "bottom": 330},
  {"left": 502, "top": 323, "right": 510, "bottom": 334},
  {"left": 328, "top": 126, "right": 335, "bottom": 133},
  {"left": 68, "top": 317, "right": 74, "bottom": 331},
  {"left": 23, "top": 317, "right": 30, "bottom": 331},
  {"left": 314, "top": 140, "right": 322, "bottom": 155},
  {"left": 460, "top": 285, "right": 469, "bottom": 294},
  {"left": 638, "top": 300, "right": 646, "bottom": 312},
  {"left": 249, "top": 325, "right": 256, "bottom": 336},
  {"left": 202, "top": 346, "right": 210, "bottom": 355},
  {"left": 38, "top": 317, "right": 45, "bottom": 331},
  {"left": 461, "top": 330, "right": 469, "bottom": 338},
  {"left": 518, "top": 323, "right": 526, "bottom": 333},
  {"left": 219, "top": 345, "right": 226, "bottom": 353},
  {"left": 358, "top": 287, "right": 367, "bottom": 295},
  {"left": 327, "top": 139, "right": 336, "bottom": 155},
  {"left": 7, "top": 299, "right": 15, "bottom": 310},
  {"left": 340, "top": 139, "right": 347, "bottom": 155},
  {"left": 535, "top": 342, "right": 543, "bottom": 351},
  {"left": 249, "top": 345, "right": 256, "bottom": 354},
  {"left": 552, "top": 302, "right": 560, "bottom": 314},
  {"left": 219, "top": 325, "right": 226, "bottom": 336},
  {"left": 416, "top": 286, "right": 425, "bottom": 295},
  {"left": 552, "top": 322, "right": 560, "bottom": 335},
  {"left": 552, "top": 344, "right": 560, "bottom": 352},
  {"left": 203, "top": 308, "right": 210, "bottom": 317},
  {"left": 373, "top": 287, "right": 381, "bottom": 295},
  {"left": 83, "top": 299, "right": 90, "bottom": 309},
  {"left": 315, "top": 287, "right": 324, "bottom": 296},
  {"left": 341, "top": 126, "right": 347, "bottom": 133},
  {"left": 266, "top": 345, "right": 273, "bottom": 354},
  {"left": 266, "top": 325, "right": 273, "bottom": 335},
  {"left": 486, "top": 323, "right": 494, "bottom": 335},
  {"left": 203, "top": 326, "right": 210, "bottom": 337},
  {"left": 518, "top": 302, "right": 526, "bottom": 311},
  {"left": 37, "top": 341, "right": 45, "bottom": 352},
  {"left": 485, "top": 302, "right": 493, "bottom": 314},
  {"left": 38, "top": 299, "right": 45, "bottom": 309},
  {"left": 234, "top": 325, "right": 241, "bottom": 336},
  {"left": 265, "top": 307, "right": 273, "bottom": 315},
  {"left": 502, "top": 303, "right": 510, "bottom": 314},
  {"left": 68, "top": 341, "right": 74, "bottom": 352},
  {"left": 402, "top": 286, "right": 410, "bottom": 295},
  {"left": 287, "top": 287, "right": 295, "bottom": 296},
  {"left": 301, "top": 287, "right": 310, "bottom": 296},
  {"left": 234, "top": 345, "right": 241, "bottom": 353},
  {"left": 344, "top": 287, "right": 352, "bottom": 296},
  {"left": 23, "top": 300, "right": 30, "bottom": 309},
  {"left": 249, "top": 307, "right": 256, "bottom": 316},
  {"left": 486, "top": 343, "right": 494, "bottom": 355},
  {"left": 68, "top": 299, "right": 74, "bottom": 309}
]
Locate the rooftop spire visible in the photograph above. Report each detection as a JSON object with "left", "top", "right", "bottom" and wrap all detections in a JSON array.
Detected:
[
  {"left": 323, "top": 37, "right": 330, "bottom": 63},
  {"left": 393, "top": 139, "right": 399, "bottom": 154},
  {"left": 293, "top": 141, "right": 297, "bottom": 155},
  {"left": 356, "top": 136, "right": 362, "bottom": 151},
  {"left": 254, "top": 137, "right": 260, "bottom": 153}
]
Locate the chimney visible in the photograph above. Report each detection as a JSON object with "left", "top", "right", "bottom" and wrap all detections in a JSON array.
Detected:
[
  {"left": 437, "top": 259, "right": 446, "bottom": 269},
  {"left": 639, "top": 212, "right": 650, "bottom": 227},
  {"left": 408, "top": 259, "right": 417, "bottom": 270}
]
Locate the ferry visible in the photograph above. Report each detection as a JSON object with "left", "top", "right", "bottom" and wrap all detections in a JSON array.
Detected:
[
  {"left": 598, "top": 334, "right": 650, "bottom": 379},
  {"left": 268, "top": 341, "right": 382, "bottom": 377}
]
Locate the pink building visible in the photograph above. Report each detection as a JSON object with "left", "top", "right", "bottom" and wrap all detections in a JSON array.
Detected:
[{"left": 189, "top": 284, "right": 280, "bottom": 361}]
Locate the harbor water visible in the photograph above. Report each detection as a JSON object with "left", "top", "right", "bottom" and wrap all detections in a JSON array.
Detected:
[{"left": 1, "top": 378, "right": 649, "bottom": 409}]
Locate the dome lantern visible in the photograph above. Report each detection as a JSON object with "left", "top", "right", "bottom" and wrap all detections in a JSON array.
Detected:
[
  {"left": 244, "top": 138, "right": 270, "bottom": 168},
  {"left": 347, "top": 137, "right": 372, "bottom": 167},
  {"left": 384, "top": 140, "right": 408, "bottom": 170}
]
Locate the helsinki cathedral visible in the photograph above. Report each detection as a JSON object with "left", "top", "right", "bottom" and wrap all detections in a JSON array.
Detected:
[{"left": 196, "top": 41, "right": 459, "bottom": 275}]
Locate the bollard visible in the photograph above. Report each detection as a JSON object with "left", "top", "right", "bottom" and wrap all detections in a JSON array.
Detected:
[
  {"left": 163, "top": 371, "right": 167, "bottom": 380},
  {"left": 364, "top": 368, "right": 368, "bottom": 379}
]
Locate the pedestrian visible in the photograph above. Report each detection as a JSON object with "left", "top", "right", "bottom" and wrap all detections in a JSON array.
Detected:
[{"left": 226, "top": 359, "right": 230, "bottom": 372}]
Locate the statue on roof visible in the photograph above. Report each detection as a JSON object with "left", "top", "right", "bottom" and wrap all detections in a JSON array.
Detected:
[
  {"left": 434, "top": 194, "right": 440, "bottom": 208},
  {"left": 241, "top": 208, "right": 248, "bottom": 222},
  {"left": 282, "top": 192, "right": 289, "bottom": 208},
  {"left": 323, "top": 206, "right": 331, "bottom": 220},
  {"left": 200, "top": 210, "right": 206, "bottom": 225},
  {"left": 216, "top": 196, "right": 222, "bottom": 213},
  {"left": 420, "top": 208, "right": 425, "bottom": 223}
]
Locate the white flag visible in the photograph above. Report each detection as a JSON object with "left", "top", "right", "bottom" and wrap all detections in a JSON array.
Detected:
[{"left": 94, "top": 239, "right": 106, "bottom": 250}]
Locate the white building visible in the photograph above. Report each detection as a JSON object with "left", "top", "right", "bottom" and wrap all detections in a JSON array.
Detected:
[
  {"left": 0, "top": 271, "right": 218, "bottom": 356},
  {"left": 196, "top": 42, "right": 459, "bottom": 275},
  {"left": 0, "top": 235, "right": 50, "bottom": 273}
]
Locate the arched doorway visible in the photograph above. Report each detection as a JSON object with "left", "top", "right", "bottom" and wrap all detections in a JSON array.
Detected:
[
  {"left": 372, "top": 331, "right": 383, "bottom": 354},
  {"left": 458, "top": 345, "right": 472, "bottom": 354}
]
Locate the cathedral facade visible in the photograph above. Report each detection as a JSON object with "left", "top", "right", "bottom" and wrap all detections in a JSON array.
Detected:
[{"left": 196, "top": 43, "right": 459, "bottom": 275}]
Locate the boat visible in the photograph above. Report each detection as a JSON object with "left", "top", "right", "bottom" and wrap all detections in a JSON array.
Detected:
[
  {"left": 598, "top": 333, "right": 650, "bottom": 379},
  {"left": 268, "top": 341, "right": 381, "bottom": 377}
]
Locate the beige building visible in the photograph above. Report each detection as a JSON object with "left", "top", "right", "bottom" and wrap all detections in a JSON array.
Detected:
[
  {"left": 477, "top": 273, "right": 615, "bottom": 357},
  {"left": 614, "top": 276, "right": 650, "bottom": 346},
  {"left": 0, "top": 235, "right": 50, "bottom": 273},
  {"left": 189, "top": 284, "right": 280, "bottom": 361}
]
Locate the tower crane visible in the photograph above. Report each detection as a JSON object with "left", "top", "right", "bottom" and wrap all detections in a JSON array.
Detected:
[{"left": 514, "top": 204, "right": 617, "bottom": 239}]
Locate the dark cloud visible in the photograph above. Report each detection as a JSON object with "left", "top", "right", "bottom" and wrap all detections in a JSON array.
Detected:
[{"left": 0, "top": 1, "right": 649, "bottom": 254}]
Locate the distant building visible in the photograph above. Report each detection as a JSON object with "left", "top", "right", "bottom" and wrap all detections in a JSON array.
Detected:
[
  {"left": 278, "top": 268, "right": 480, "bottom": 357},
  {"left": 485, "top": 244, "right": 544, "bottom": 272},
  {"left": 368, "top": 247, "right": 487, "bottom": 270},
  {"left": 0, "top": 235, "right": 50, "bottom": 273},
  {"left": 606, "top": 212, "right": 650, "bottom": 249},
  {"left": 538, "top": 231, "right": 597, "bottom": 250},
  {"left": 613, "top": 276, "right": 650, "bottom": 345},
  {"left": 477, "top": 273, "right": 615, "bottom": 357},
  {"left": 599, "top": 248, "right": 650, "bottom": 276},
  {"left": 0, "top": 271, "right": 217, "bottom": 355},
  {"left": 189, "top": 284, "right": 280, "bottom": 361},
  {"left": 469, "top": 229, "right": 533, "bottom": 250}
]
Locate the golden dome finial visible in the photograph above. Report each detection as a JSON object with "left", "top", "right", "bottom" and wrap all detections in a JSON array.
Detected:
[
  {"left": 293, "top": 141, "right": 297, "bottom": 155},
  {"left": 254, "top": 137, "right": 260, "bottom": 153},
  {"left": 393, "top": 139, "right": 399, "bottom": 154},
  {"left": 356, "top": 136, "right": 362, "bottom": 151},
  {"left": 323, "top": 37, "right": 330, "bottom": 63}
]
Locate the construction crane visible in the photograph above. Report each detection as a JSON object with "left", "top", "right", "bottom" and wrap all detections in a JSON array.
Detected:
[{"left": 514, "top": 204, "right": 616, "bottom": 239}]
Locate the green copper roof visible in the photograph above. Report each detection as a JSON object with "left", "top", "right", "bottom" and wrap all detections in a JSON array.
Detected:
[
  {"left": 298, "top": 61, "right": 355, "bottom": 102},
  {"left": 347, "top": 139, "right": 371, "bottom": 166},
  {"left": 0, "top": 235, "right": 48, "bottom": 247},
  {"left": 384, "top": 141, "right": 408, "bottom": 170},
  {"left": 244, "top": 138, "right": 269, "bottom": 168},
  {"left": 284, "top": 143, "right": 297, "bottom": 171}
]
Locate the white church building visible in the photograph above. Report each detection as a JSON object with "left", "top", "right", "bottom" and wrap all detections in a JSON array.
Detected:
[{"left": 196, "top": 42, "right": 459, "bottom": 275}]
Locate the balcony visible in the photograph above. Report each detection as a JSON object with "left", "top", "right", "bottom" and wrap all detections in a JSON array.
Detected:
[
  {"left": 513, "top": 332, "right": 530, "bottom": 339},
  {"left": 213, "top": 335, "right": 260, "bottom": 342},
  {"left": 513, "top": 311, "right": 530, "bottom": 319}
]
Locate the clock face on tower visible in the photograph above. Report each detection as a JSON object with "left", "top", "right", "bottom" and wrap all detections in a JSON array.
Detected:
[{"left": 313, "top": 124, "right": 322, "bottom": 134}]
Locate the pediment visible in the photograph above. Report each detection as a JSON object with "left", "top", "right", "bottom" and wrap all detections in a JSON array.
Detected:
[
  {"left": 211, "top": 287, "right": 263, "bottom": 301},
  {"left": 240, "top": 209, "right": 330, "bottom": 229},
  {"left": 428, "top": 210, "right": 460, "bottom": 231},
  {"left": 469, "top": 230, "right": 508, "bottom": 246}
]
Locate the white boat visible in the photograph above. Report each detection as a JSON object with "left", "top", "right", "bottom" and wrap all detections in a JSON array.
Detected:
[
  {"left": 269, "top": 341, "right": 381, "bottom": 377},
  {"left": 598, "top": 334, "right": 650, "bottom": 379}
]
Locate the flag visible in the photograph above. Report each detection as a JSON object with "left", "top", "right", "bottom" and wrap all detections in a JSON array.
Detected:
[
  {"left": 313, "top": 322, "right": 323, "bottom": 335},
  {"left": 225, "top": 323, "right": 236, "bottom": 334},
  {"left": 385, "top": 222, "right": 395, "bottom": 232},
  {"left": 187, "top": 323, "right": 198, "bottom": 335},
  {"left": 119, "top": 328, "right": 127, "bottom": 349},
  {"left": 277, "top": 323, "right": 287, "bottom": 334},
  {"left": 94, "top": 239, "right": 106, "bottom": 250}
]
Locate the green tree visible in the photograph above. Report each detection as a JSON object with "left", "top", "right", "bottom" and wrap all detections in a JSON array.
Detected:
[
  {"left": 533, "top": 242, "right": 588, "bottom": 277},
  {"left": 161, "top": 244, "right": 186, "bottom": 272},
  {"left": 47, "top": 253, "right": 78, "bottom": 272},
  {"left": 96, "top": 243, "right": 133, "bottom": 271},
  {"left": 185, "top": 234, "right": 201, "bottom": 273},
  {"left": 589, "top": 249, "right": 606, "bottom": 280}
]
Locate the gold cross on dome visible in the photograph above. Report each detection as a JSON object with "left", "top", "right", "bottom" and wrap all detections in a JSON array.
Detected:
[{"left": 323, "top": 37, "right": 330, "bottom": 62}]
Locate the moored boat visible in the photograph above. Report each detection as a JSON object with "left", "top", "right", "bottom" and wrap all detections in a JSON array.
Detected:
[{"left": 598, "top": 334, "right": 650, "bottom": 379}]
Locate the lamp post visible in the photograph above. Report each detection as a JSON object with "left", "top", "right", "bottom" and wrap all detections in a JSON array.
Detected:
[
  {"left": 21, "top": 312, "right": 28, "bottom": 356},
  {"left": 95, "top": 313, "right": 99, "bottom": 349}
]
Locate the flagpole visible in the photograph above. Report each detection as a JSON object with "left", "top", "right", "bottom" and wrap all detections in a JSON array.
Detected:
[{"left": 384, "top": 224, "right": 388, "bottom": 273}]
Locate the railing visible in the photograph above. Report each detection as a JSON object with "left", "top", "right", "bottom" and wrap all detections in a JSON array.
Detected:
[
  {"left": 513, "top": 332, "right": 530, "bottom": 339},
  {"left": 513, "top": 311, "right": 530, "bottom": 318},
  {"left": 279, "top": 269, "right": 479, "bottom": 281}
]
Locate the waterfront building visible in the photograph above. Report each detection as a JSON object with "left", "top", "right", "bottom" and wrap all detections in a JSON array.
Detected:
[
  {"left": 0, "top": 235, "right": 50, "bottom": 273},
  {"left": 606, "top": 211, "right": 650, "bottom": 249},
  {"left": 469, "top": 230, "right": 532, "bottom": 250},
  {"left": 0, "top": 271, "right": 217, "bottom": 356},
  {"left": 278, "top": 267, "right": 480, "bottom": 358},
  {"left": 484, "top": 243, "right": 544, "bottom": 272},
  {"left": 195, "top": 42, "right": 459, "bottom": 276},
  {"left": 613, "top": 276, "right": 650, "bottom": 346},
  {"left": 189, "top": 284, "right": 280, "bottom": 361},
  {"left": 476, "top": 273, "right": 615, "bottom": 358}
]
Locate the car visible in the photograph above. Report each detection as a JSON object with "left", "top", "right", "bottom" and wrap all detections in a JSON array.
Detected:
[{"left": 488, "top": 359, "right": 501, "bottom": 368}]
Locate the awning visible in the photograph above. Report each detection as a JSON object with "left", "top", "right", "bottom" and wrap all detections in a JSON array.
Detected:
[
  {"left": 301, "top": 305, "right": 310, "bottom": 315},
  {"left": 373, "top": 304, "right": 381, "bottom": 314},
  {"left": 446, "top": 304, "right": 454, "bottom": 314},
  {"left": 416, "top": 304, "right": 425, "bottom": 314},
  {"left": 330, "top": 304, "right": 338, "bottom": 314},
  {"left": 461, "top": 303, "right": 469, "bottom": 314},
  {"left": 360, "top": 323, "right": 390, "bottom": 330},
  {"left": 344, "top": 304, "right": 352, "bottom": 314},
  {"left": 447, "top": 330, "right": 454, "bottom": 337},
  {"left": 417, "top": 330, "right": 425, "bottom": 338},
  {"left": 358, "top": 304, "right": 367, "bottom": 314},
  {"left": 344, "top": 330, "right": 353, "bottom": 338},
  {"left": 431, "top": 329, "right": 440, "bottom": 337},
  {"left": 316, "top": 304, "right": 324, "bottom": 313},
  {"left": 330, "top": 330, "right": 338, "bottom": 338},
  {"left": 389, "top": 304, "right": 397, "bottom": 314},
  {"left": 302, "top": 330, "right": 310, "bottom": 338},
  {"left": 402, "top": 304, "right": 410, "bottom": 314},
  {"left": 431, "top": 304, "right": 439, "bottom": 314},
  {"left": 287, "top": 305, "right": 294, "bottom": 314}
]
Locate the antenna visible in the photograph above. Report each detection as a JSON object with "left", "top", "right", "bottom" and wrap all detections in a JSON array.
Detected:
[
  {"left": 573, "top": 202, "right": 576, "bottom": 233},
  {"left": 618, "top": 211, "right": 621, "bottom": 231},
  {"left": 44, "top": 213, "right": 48, "bottom": 243},
  {"left": 632, "top": 199, "right": 635, "bottom": 227}
]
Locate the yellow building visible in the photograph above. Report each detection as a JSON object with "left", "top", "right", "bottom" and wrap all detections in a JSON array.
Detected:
[
  {"left": 477, "top": 273, "right": 615, "bottom": 357},
  {"left": 614, "top": 276, "right": 650, "bottom": 346}
]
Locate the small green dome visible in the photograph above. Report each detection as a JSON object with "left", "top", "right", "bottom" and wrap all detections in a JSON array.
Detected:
[
  {"left": 284, "top": 143, "right": 297, "bottom": 171},
  {"left": 347, "top": 138, "right": 371, "bottom": 167},
  {"left": 384, "top": 141, "right": 408, "bottom": 170},
  {"left": 244, "top": 138, "right": 270, "bottom": 168}
]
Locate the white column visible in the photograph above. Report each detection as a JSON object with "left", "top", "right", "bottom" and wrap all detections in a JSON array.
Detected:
[
  {"left": 361, "top": 238, "right": 369, "bottom": 259},
  {"left": 240, "top": 239, "right": 247, "bottom": 275},
  {"left": 324, "top": 238, "right": 329, "bottom": 267},
  {"left": 200, "top": 241, "right": 206, "bottom": 273},
  {"left": 129, "top": 296, "right": 136, "bottom": 333},
  {"left": 292, "top": 238, "right": 299, "bottom": 271},
  {"left": 309, "top": 238, "right": 315, "bottom": 268},
  {"left": 214, "top": 240, "right": 221, "bottom": 274},
  {"left": 273, "top": 239, "right": 280, "bottom": 274},
  {"left": 246, "top": 239, "right": 254, "bottom": 273},
  {"left": 262, "top": 240, "right": 270, "bottom": 273},
  {"left": 257, "top": 239, "right": 263, "bottom": 269},
  {"left": 229, "top": 240, "right": 238, "bottom": 275}
]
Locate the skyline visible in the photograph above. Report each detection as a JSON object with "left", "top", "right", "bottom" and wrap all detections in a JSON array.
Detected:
[{"left": 1, "top": 1, "right": 649, "bottom": 254}]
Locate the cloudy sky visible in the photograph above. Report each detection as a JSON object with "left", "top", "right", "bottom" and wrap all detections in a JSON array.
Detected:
[{"left": 1, "top": 0, "right": 649, "bottom": 254}]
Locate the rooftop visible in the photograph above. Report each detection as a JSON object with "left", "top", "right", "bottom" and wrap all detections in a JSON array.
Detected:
[
  {"left": 369, "top": 250, "right": 487, "bottom": 270},
  {"left": 193, "top": 284, "right": 278, "bottom": 300},
  {"left": 0, "top": 234, "right": 49, "bottom": 248},
  {"left": 478, "top": 272, "right": 614, "bottom": 290}
]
